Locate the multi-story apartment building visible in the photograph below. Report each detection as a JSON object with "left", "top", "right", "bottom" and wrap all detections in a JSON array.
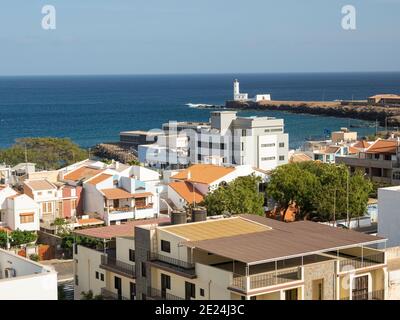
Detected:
[
  {"left": 73, "top": 217, "right": 169, "bottom": 300},
  {"left": 139, "top": 111, "right": 289, "bottom": 171},
  {"left": 336, "top": 139, "right": 400, "bottom": 185},
  {"left": 134, "top": 214, "right": 387, "bottom": 300},
  {"left": 0, "top": 248, "right": 58, "bottom": 300},
  {"left": 82, "top": 165, "right": 162, "bottom": 225}
]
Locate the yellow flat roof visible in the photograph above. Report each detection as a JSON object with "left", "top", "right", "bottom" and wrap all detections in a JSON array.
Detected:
[{"left": 161, "top": 217, "right": 270, "bottom": 241}]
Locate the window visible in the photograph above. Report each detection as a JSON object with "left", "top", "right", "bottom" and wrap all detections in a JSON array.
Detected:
[
  {"left": 129, "top": 249, "right": 135, "bottom": 262},
  {"left": 197, "top": 141, "right": 201, "bottom": 148},
  {"left": 250, "top": 296, "right": 257, "bottom": 300},
  {"left": 197, "top": 154, "right": 201, "bottom": 161},
  {"left": 75, "top": 275, "right": 79, "bottom": 286},
  {"left": 100, "top": 273, "right": 104, "bottom": 281},
  {"left": 264, "top": 129, "right": 270, "bottom": 133},
  {"left": 279, "top": 142, "right": 285, "bottom": 148},
  {"left": 42, "top": 202, "right": 53, "bottom": 215},
  {"left": 279, "top": 156, "right": 285, "bottom": 161},
  {"left": 261, "top": 143, "right": 275, "bottom": 148},
  {"left": 185, "top": 282, "right": 196, "bottom": 299},
  {"left": 242, "top": 129, "right": 247, "bottom": 137},
  {"left": 271, "top": 128, "right": 282, "bottom": 132},
  {"left": 48, "top": 191, "right": 52, "bottom": 195},
  {"left": 161, "top": 274, "right": 171, "bottom": 290},
  {"left": 95, "top": 271, "right": 99, "bottom": 279},
  {"left": 37, "top": 192, "right": 42, "bottom": 196},
  {"left": 20, "top": 213, "right": 34, "bottom": 224},
  {"left": 200, "top": 288, "right": 205, "bottom": 297},
  {"left": 161, "top": 240, "right": 171, "bottom": 253},
  {"left": 261, "top": 157, "right": 276, "bottom": 161},
  {"left": 220, "top": 143, "right": 225, "bottom": 150},
  {"left": 141, "top": 262, "right": 147, "bottom": 277},
  {"left": 71, "top": 199, "right": 77, "bottom": 209},
  {"left": 241, "top": 142, "right": 244, "bottom": 151}
]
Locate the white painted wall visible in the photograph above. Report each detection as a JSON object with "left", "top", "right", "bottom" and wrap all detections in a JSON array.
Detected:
[
  {"left": 0, "top": 249, "right": 57, "bottom": 300},
  {"left": 6, "top": 195, "right": 40, "bottom": 231},
  {"left": 378, "top": 187, "right": 400, "bottom": 247}
]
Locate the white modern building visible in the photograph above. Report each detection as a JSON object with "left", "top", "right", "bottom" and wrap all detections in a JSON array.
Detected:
[
  {"left": 82, "top": 165, "right": 162, "bottom": 225},
  {"left": 139, "top": 111, "right": 288, "bottom": 171},
  {"left": 378, "top": 186, "right": 400, "bottom": 247},
  {"left": 233, "top": 79, "right": 271, "bottom": 102},
  {"left": 0, "top": 185, "right": 40, "bottom": 231},
  {"left": 0, "top": 248, "right": 58, "bottom": 300}
]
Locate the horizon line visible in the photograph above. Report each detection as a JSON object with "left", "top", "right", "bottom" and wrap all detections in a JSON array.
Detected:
[{"left": 1, "top": 70, "right": 400, "bottom": 77}]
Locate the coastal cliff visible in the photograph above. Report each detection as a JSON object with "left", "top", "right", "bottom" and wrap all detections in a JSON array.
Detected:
[{"left": 225, "top": 100, "right": 400, "bottom": 127}]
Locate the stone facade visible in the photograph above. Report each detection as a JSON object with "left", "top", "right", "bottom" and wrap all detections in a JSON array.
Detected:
[{"left": 303, "top": 260, "right": 336, "bottom": 300}]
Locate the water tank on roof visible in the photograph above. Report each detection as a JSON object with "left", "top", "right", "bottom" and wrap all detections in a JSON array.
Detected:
[
  {"left": 171, "top": 210, "right": 187, "bottom": 225},
  {"left": 192, "top": 207, "right": 207, "bottom": 223}
]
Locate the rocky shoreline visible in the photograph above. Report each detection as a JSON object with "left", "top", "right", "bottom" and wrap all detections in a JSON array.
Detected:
[{"left": 225, "top": 100, "right": 400, "bottom": 127}]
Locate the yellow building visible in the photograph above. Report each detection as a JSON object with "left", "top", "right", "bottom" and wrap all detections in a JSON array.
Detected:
[{"left": 134, "top": 214, "right": 387, "bottom": 300}]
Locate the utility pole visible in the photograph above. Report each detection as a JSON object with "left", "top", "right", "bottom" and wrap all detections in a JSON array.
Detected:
[{"left": 333, "top": 188, "right": 336, "bottom": 226}]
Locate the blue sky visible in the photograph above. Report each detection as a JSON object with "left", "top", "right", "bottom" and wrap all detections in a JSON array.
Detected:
[{"left": 0, "top": 0, "right": 399, "bottom": 75}]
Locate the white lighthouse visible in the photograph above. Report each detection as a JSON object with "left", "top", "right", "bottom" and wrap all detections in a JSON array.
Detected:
[{"left": 233, "top": 79, "right": 248, "bottom": 101}]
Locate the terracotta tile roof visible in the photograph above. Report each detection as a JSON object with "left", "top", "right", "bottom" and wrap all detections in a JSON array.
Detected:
[
  {"left": 353, "top": 140, "right": 370, "bottom": 149},
  {"left": 86, "top": 173, "right": 113, "bottom": 185},
  {"left": 366, "top": 139, "right": 398, "bottom": 154},
  {"left": 101, "top": 188, "right": 135, "bottom": 200},
  {"left": 63, "top": 166, "right": 103, "bottom": 182},
  {"left": 289, "top": 153, "right": 313, "bottom": 163},
  {"left": 348, "top": 146, "right": 360, "bottom": 154},
  {"left": 132, "top": 192, "right": 153, "bottom": 198},
  {"left": 171, "top": 164, "right": 235, "bottom": 185},
  {"left": 319, "top": 146, "right": 341, "bottom": 154},
  {"left": 169, "top": 181, "right": 204, "bottom": 204},
  {"left": 77, "top": 218, "right": 104, "bottom": 226},
  {"left": 73, "top": 217, "right": 170, "bottom": 240},
  {"left": 25, "top": 179, "right": 56, "bottom": 191}
]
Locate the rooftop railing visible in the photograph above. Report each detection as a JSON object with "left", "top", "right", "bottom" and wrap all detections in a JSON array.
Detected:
[
  {"left": 231, "top": 267, "right": 302, "bottom": 292},
  {"left": 100, "top": 255, "right": 136, "bottom": 278}
]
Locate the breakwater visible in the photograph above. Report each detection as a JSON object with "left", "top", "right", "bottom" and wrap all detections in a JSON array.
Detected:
[{"left": 225, "top": 100, "right": 400, "bottom": 127}]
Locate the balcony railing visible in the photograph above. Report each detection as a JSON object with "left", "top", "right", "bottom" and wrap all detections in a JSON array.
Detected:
[
  {"left": 149, "top": 252, "right": 196, "bottom": 276},
  {"left": 136, "top": 203, "right": 153, "bottom": 210},
  {"left": 106, "top": 207, "right": 133, "bottom": 213},
  {"left": 147, "top": 287, "right": 184, "bottom": 300},
  {"left": 339, "top": 253, "right": 385, "bottom": 272},
  {"left": 100, "top": 255, "right": 136, "bottom": 278},
  {"left": 341, "top": 289, "right": 384, "bottom": 300},
  {"left": 101, "top": 288, "right": 130, "bottom": 300},
  {"left": 231, "top": 267, "right": 302, "bottom": 292}
]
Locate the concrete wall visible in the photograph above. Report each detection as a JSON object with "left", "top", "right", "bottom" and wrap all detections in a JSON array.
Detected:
[{"left": 73, "top": 245, "right": 105, "bottom": 300}]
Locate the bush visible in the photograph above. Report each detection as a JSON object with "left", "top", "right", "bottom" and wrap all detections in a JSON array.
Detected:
[{"left": 29, "top": 254, "right": 40, "bottom": 262}]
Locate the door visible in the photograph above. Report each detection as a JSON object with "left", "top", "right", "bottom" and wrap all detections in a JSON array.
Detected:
[
  {"left": 161, "top": 274, "right": 170, "bottom": 299},
  {"left": 185, "top": 281, "right": 195, "bottom": 300},
  {"left": 285, "top": 288, "right": 298, "bottom": 300},
  {"left": 114, "top": 276, "right": 122, "bottom": 300},
  {"left": 352, "top": 275, "right": 369, "bottom": 300},
  {"left": 113, "top": 199, "right": 119, "bottom": 209},
  {"left": 130, "top": 282, "right": 136, "bottom": 300}
]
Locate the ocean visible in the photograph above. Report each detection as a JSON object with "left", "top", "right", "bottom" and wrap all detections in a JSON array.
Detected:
[{"left": 1, "top": 72, "right": 400, "bottom": 150}]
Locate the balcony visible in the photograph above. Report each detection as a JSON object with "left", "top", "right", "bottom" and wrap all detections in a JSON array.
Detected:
[
  {"left": 338, "top": 252, "right": 385, "bottom": 272},
  {"left": 100, "top": 255, "right": 136, "bottom": 279},
  {"left": 148, "top": 252, "right": 196, "bottom": 278},
  {"left": 341, "top": 289, "right": 384, "bottom": 300},
  {"left": 136, "top": 203, "right": 153, "bottom": 210},
  {"left": 230, "top": 267, "right": 302, "bottom": 292},
  {"left": 101, "top": 288, "right": 130, "bottom": 300},
  {"left": 147, "top": 287, "right": 184, "bottom": 300}
]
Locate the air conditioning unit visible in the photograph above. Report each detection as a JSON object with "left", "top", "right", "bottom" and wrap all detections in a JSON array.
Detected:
[{"left": 4, "top": 268, "right": 16, "bottom": 278}]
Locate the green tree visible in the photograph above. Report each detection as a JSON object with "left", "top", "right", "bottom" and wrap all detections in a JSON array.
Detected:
[
  {"left": 266, "top": 162, "right": 372, "bottom": 222},
  {"left": 0, "top": 137, "right": 87, "bottom": 170},
  {"left": 9, "top": 230, "right": 37, "bottom": 247},
  {"left": 203, "top": 175, "right": 264, "bottom": 216}
]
